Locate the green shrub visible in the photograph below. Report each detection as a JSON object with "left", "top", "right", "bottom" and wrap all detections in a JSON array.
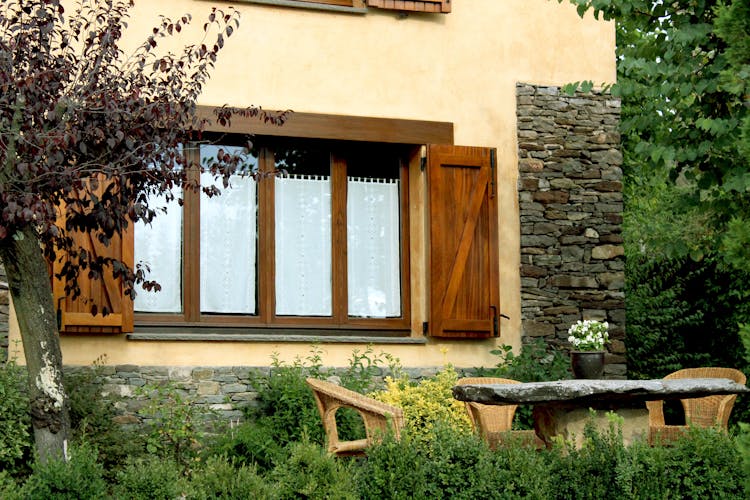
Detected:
[
  {"left": 370, "top": 365, "right": 471, "bottom": 443},
  {"left": 136, "top": 382, "right": 211, "bottom": 469},
  {"left": 0, "top": 360, "right": 32, "bottom": 477},
  {"left": 113, "top": 456, "right": 191, "bottom": 500},
  {"left": 65, "top": 358, "right": 140, "bottom": 476},
  {"left": 420, "top": 423, "right": 500, "bottom": 499},
  {"left": 21, "top": 443, "right": 107, "bottom": 500},
  {"left": 479, "top": 338, "right": 571, "bottom": 429},
  {"left": 269, "top": 440, "right": 357, "bottom": 500},
  {"left": 490, "top": 442, "right": 553, "bottom": 497},
  {"left": 0, "top": 471, "right": 23, "bottom": 500},
  {"left": 355, "top": 431, "right": 427, "bottom": 500},
  {"left": 190, "top": 455, "right": 271, "bottom": 499},
  {"left": 249, "top": 346, "right": 399, "bottom": 449},
  {"left": 207, "top": 420, "right": 286, "bottom": 473}
]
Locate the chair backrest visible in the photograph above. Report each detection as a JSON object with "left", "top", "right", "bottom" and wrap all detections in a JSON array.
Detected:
[
  {"left": 456, "top": 377, "right": 522, "bottom": 435},
  {"left": 306, "top": 378, "right": 404, "bottom": 456},
  {"left": 646, "top": 367, "right": 747, "bottom": 429}
]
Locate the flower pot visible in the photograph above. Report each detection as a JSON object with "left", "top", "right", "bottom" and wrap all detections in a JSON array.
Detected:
[{"left": 570, "top": 351, "right": 605, "bottom": 379}]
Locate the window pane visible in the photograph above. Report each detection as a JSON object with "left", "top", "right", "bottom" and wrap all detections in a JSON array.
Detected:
[
  {"left": 346, "top": 150, "right": 401, "bottom": 318},
  {"left": 134, "top": 190, "right": 183, "bottom": 313},
  {"left": 274, "top": 146, "right": 332, "bottom": 316},
  {"left": 200, "top": 145, "right": 258, "bottom": 315}
]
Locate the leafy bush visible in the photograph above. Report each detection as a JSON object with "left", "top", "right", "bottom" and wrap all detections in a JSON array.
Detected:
[
  {"left": 21, "top": 443, "right": 107, "bottom": 500},
  {"left": 370, "top": 365, "right": 471, "bottom": 442},
  {"left": 626, "top": 256, "right": 750, "bottom": 424},
  {"left": 0, "top": 360, "right": 32, "bottom": 477},
  {"left": 190, "top": 455, "right": 271, "bottom": 499},
  {"left": 207, "top": 420, "right": 286, "bottom": 473},
  {"left": 65, "top": 359, "right": 140, "bottom": 476},
  {"left": 136, "top": 382, "right": 211, "bottom": 469},
  {"left": 480, "top": 338, "right": 571, "bottom": 429},
  {"left": 269, "top": 440, "right": 357, "bottom": 500},
  {"left": 355, "top": 431, "right": 427, "bottom": 500},
  {"left": 0, "top": 471, "right": 22, "bottom": 500},
  {"left": 113, "top": 456, "right": 190, "bottom": 500},
  {"left": 248, "top": 346, "right": 399, "bottom": 449}
]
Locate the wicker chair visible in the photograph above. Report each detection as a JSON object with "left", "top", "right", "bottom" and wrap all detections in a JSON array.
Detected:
[
  {"left": 306, "top": 378, "right": 404, "bottom": 456},
  {"left": 456, "top": 377, "right": 543, "bottom": 449},
  {"left": 647, "top": 367, "right": 747, "bottom": 445}
]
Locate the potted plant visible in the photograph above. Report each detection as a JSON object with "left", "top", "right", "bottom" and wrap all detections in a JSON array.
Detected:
[{"left": 567, "top": 320, "right": 609, "bottom": 379}]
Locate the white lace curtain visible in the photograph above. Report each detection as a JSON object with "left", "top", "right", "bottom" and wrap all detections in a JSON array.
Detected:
[
  {"left": 275, "top": 174, "right": 332, "bottom": 316},
  {"left": 199, "top": 172, "right": 257, "bottom": 314},
  {"left": 134, "top": 191, "right": 183, "bottom": 313},
  {"left": 347, "top": 177, "right": 401, "bottom": 318}
]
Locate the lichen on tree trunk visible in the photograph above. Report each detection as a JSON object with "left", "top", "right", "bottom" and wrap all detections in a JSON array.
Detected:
[{"left": 0, "top": 225, "right": 70, "bottom": 463}]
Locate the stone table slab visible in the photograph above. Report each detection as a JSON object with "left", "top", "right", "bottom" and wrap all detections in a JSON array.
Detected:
[{"left": 452, "top": 379, "right": 749, "bottom": 448}]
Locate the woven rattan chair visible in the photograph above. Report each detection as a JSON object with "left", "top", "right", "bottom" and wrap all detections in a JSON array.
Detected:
[
  {"left": 306, "top": 378, "right": 404, "bottom": 456},
  {"left": 456, "top": 377, "right": 543, "bottom": 449},
  {"left": 647, "top": 367, "right": 747, "bottom": 445}
]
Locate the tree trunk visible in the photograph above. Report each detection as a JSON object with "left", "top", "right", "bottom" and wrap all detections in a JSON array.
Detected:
[{"left": 0, "top": 225, "right": 70, "bottom": 463}]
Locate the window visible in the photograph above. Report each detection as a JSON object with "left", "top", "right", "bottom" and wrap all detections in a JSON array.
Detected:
[{"left": 134, "top": 138, "right": 410, "bottom": 331}]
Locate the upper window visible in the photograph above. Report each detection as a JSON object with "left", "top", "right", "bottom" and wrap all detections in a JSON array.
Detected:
[{"left": 134, "top": 138, "right": 410, "bottom": 330}]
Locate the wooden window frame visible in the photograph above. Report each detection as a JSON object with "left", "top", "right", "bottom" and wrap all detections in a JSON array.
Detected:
[{"left": 135, "top": 139, "right": 412, "bottom": 332}]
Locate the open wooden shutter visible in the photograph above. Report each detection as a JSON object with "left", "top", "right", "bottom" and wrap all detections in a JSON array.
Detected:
[
  {"left": 52, "top": 180, "right": 134, "bottom": 334},
  {"left": 367, "top": 0, "right": 451, "bottom": 13},
  {"left": 427, "top": 145, "right": 498, "bottom": 338}
]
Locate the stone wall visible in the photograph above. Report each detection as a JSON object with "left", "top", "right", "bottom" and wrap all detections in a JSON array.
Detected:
[{"left": 516, "top": 83, "right": 626, "bottom": 378}]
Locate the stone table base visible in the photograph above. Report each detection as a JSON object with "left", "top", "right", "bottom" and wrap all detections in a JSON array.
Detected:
[{"left": 533, "top": 404, "right": 649, "bottom": 448}]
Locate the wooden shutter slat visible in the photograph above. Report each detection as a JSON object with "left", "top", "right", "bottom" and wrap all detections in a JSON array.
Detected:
[
  {"left": 427, "top": 145, "right": 499, "bottom": 338},
  {"left": 52, "top": 176, "right": 134, "bottom": 333}
]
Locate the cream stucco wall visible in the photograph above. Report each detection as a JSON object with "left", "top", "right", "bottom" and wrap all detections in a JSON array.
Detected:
[{"left": 8, "top": 0, "right": 615, "bottom": 369}]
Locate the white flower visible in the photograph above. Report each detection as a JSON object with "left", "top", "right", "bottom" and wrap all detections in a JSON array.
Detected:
[{"left": 567, "top": 320, "right": 609, "bottom": 351}]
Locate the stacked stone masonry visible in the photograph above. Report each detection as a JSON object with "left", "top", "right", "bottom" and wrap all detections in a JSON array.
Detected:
[{"left": 517, "top": 83, "right": 626, "bottom": 378}]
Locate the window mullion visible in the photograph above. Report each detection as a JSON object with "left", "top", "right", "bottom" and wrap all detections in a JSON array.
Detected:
[
  {"left": 259, "top": 148, "right": 275, "bottom": 324},
  {"left": 331, "top": 154, "right": 348, "bottom": 324},
  {"left": 183, "top": 145, "right": 201, "bottom": 322}
]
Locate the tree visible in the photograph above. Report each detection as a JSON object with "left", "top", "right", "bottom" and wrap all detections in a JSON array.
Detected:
[
  {"left": 560, "top": 0, "right": 750, "bottom": 268},
  {"left": 0, "top": 0, "right": 280, "bottom": 461}
]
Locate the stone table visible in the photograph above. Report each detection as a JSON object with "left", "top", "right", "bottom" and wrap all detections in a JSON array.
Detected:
[{"left": 452, "top": 378, "right": 749, "bottom": 448}]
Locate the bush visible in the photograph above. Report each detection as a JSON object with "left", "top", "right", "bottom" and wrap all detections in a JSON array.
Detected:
[
  {"left": 136, "top": 382, "right": 211, "bottom": 470},
  {"left": 65, "top": 359, "right": 140, "bottom": 476},
  {"left": 113, "top": 456, "right": 191, "bottom": 500},
  {"left": 269, "top": 440, "right": 357, "bottom": 500},
  {"left": 207, "top": 420, "right": 286, "bottom": 473},
  {"left": 478, "top": 338, "right": 571, "bottom": 429},
  {"left": 0, "top": 360, "right": 32, "bottom": 477},
  {"left": 355, "top": 431, "right": 427, "bottom": 500},
  {"left": 249, "top": 346, "right": 399, "bottom": 449},
  {"left": 370, "top": 365, "right": 471, "bottom": 443},
  {"left": 21, "top": 443, "right": 107, "bottom": 500},
  {"left": 190, "top": 455, "right": 271, "bottom": 499}
]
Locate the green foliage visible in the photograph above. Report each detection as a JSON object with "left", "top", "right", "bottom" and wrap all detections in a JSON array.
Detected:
[
  {"left": 0, "top": 360, "right": 32, "bottom": 477},
  {"left": 269, "top": 440, "right": 357, "bottom": 500},
  {"left": 481, "top": 338, "right": 572, "bottom": 428},
  {"left": 559, "top": 0, "right": 750, "bottom": 269},
  {"left": 65, "top": 359, "right": 140, "bottom": 476},
  {"left": 249, "top": 346, "right": 399, "bottom": 449},
  {"left": 371, "top": 365, "right": 472, "bottom": 442},
  {"left": 21, "top": 443, "right": 107, "bottom": 500},
  {"left": 207, "top": 420, "right": 286, "bottom": 473},
  {"left": 113, "top": 456, "right": 191, "bottom": 500},
  {"left": 625, "top": 256, "right": 750, "bottom": 424},
  {"left": 136, "top": 382, "right": 211, "bottom": 469},
  {"left": 0, "top": 471, "right": 22, "bottom": 500},
  {"left": 189, "top": 455, "right": 271, "bottom": 499},
  {"left": 355, "top": 432, "right": 428, "bottom": 500}
]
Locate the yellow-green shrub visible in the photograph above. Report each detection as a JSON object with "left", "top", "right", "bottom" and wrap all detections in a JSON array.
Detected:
[{"left": 371, "top": 365, "right": 471, "bottom": 440}]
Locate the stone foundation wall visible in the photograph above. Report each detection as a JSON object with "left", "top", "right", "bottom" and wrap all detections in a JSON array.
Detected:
[{"left": 516, "top": 83, "right": 627, "bottom": 378}]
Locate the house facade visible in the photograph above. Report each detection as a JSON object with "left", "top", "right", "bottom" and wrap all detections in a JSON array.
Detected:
[{"left": 3, "top": 0, "right": 623, "bottom": 409}]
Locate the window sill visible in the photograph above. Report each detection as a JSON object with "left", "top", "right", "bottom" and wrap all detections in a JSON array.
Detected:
[
  {"left": 234, "top": 0, "right": 367, "bottom": 14},
  {"left": 129, "top": 326, "right": 426, "bottom": 344}
]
